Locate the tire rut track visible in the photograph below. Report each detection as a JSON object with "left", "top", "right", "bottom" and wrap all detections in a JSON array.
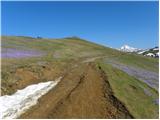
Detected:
[
  {"left": 48, "top": 62, "right": 133, "bottom": 118},
  {"left": 19, "top": 62, "right": 133, "bottom": 119},
  {"left": 98, "top": 66, "right": 133, "bottom": 118},
  {"left": 19, "top": 63, "right": 87, "bottom": 119}
]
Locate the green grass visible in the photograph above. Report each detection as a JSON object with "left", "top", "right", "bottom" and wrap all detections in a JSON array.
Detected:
[
  {"left": 2, "top": 36, "right": 123, "bottom": 58},
  {"left": 97, "top": 61, "right": 158, "bottom": 118},
  {"left": 1, "top": 36, "right": 159, "bottom": 118},
  {"left": 108, "top": 53, "right": 158, "bottom": 73}
]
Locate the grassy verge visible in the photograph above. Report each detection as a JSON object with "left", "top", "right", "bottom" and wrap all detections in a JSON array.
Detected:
[
  {"left": 108, "top": 53, "right": 158, "bottom": 73},
  {"left": 97, "top": 60, "right": 158, "bottom": 118}
]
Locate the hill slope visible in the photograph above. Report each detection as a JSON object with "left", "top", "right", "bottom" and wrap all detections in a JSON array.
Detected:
[{"left": 1, "top": 36, "right": 159, "bottom": 118}]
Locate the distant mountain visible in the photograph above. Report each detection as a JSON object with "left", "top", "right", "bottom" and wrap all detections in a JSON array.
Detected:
[
  {"left": 119, "top": 45, "right": 140, "bottom": 52},
  {"left": 119, "top": 45, "right": 159, "bottom": 58}
]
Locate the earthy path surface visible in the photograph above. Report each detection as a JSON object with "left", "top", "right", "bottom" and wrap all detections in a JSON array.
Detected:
[{"left": 19, "top": 62, "right": 133, "bottom": 119}]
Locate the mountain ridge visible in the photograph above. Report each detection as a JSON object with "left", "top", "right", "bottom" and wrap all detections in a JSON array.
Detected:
[{"left": 119, "top": 44, "right": 159, "bottom": 58}]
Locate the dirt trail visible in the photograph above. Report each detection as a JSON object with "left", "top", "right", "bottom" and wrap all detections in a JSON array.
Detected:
[{"left": 19, "top": 62, "right": 133, "bottom": 119}]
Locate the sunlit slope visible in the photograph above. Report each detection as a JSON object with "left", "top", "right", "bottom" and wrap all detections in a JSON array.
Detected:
[
  {"left": 1, "top": 36, "right": 159, "bottom": 118},
  {"left": 2, "top": 36, "right": 117, "bottom": 59},
  {"left": 97, "top": 61, "right": 158, "bottom": 118},
  {"left": 2, "top": 36, "right": 158, "bottom": 71}
]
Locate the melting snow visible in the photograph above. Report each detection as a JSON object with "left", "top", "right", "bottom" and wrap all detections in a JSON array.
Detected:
[
  {"left": 0, "top": 77, "right": 62, "bottom": 119},
  {"left": 145, "top": 53, "right": 155, "bottom": 57}
]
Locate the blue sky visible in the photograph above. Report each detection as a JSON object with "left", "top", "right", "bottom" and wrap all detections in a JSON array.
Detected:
[{"left": 2, "top": 1, "right": 159, "bottom": 49}]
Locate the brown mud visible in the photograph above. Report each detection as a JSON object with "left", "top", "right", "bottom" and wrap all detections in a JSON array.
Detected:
[{"left": 18, "top": 62, "right": 133, "bottom": 119}]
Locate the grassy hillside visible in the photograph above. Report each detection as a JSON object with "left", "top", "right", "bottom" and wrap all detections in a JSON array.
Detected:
[
  {"left": 2, "top": 36, "right": 116, "bottom": 59},
  {"left": 1, "top": 36, "right": 159, "bottom": 118},
  {"left": 97, "top": 61, "right": 158, "bottom": 118}
]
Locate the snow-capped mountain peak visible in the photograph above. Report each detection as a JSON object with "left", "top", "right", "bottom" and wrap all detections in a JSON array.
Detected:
[
  {"left": 120, "top": 45, "right": 139, "bottom": 52},
  {"left": 119, "top": 45, "right": 159, "bottom": 58}
]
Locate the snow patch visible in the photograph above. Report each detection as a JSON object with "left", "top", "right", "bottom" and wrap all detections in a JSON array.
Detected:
[
  {"left": 0, "top": 77, "right": 62, "bottom": 119},
  {"left": 156, "top": 52, "right": 159, "bottom": 56},
  {"left": 137, "top": 50, "right": 146, "bottom": 54},
  {"left": 153, "top": 48, "right": 159, "bottom": 51},
  {"left": 144, "top": 53, "right": 155, "bottom": 57}
]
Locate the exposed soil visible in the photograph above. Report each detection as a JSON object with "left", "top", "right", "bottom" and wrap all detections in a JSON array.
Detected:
[
  {"left": 1, "top": 62, "right": 69, "bottom": 95},
  {"left": 18, "top": 62, "right": 133, "bottom": 119}
]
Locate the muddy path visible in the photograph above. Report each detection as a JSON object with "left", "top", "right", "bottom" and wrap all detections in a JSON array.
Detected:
[{"left": 19, "top": 62, "right": 133, "bottom": 119}]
